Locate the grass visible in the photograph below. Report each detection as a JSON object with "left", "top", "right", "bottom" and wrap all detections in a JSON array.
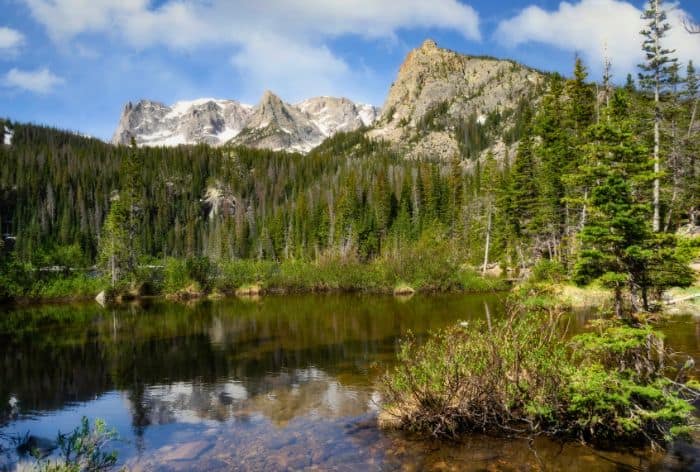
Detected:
[{"left": 2, "top": 253, "right": 510, "bottom": 305}]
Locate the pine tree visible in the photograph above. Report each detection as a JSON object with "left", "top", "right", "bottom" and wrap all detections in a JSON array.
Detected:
[
  {"left": 567, "top": 58, "right": 596, "bottom": 132},
  {"left": 662, "top": 62, "right": 684, "bottom": 231},
  {"left": 685, "top": 61, "right": 700, "bottom": 225},
  {"left": 120, "top": 137, "right": 144, "bottom": 277},
  {"left": 638, "top": 0, "right": 678, "bottom": 232},
  {"left": 99, "top": 196, "right": 128, "bottom": 288},
  {"left": 574, "top": 91, "right": 652, "bottom": 317}
]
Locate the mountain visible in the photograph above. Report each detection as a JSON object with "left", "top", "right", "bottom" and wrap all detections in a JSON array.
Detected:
[
  {"left": 113, "top": 39, "right": 542, "bottom": 157},
  {"left": 296, "top": 97, "right": 380, "bottom": 136},
  {"left": 113, "top": 93, "right": 379, "bottom": 152},
  {"left": 228, "top": 90, "right": 325, "bottom": 153},
  {"left": 112, "top": 98, "right": 254, "bottom": 147},
  {"left": 369, "top": 39, "right": 546, "bottom": 160}
]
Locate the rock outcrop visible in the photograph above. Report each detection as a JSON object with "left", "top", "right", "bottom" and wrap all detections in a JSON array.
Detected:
[
  {"left": 369, "top": 39, "right": 545, "bottom": 160},
  {"left": 228, "top": 91, "right": 325, "bottom": 153}
]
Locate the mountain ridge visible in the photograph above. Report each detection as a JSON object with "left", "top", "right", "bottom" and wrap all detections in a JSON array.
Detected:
[
  {"left": 113, "top": 92, "right": 379, "bottom": 152},
  {"left": 113, "top": 39, "right": 544, "bottom": 156}
]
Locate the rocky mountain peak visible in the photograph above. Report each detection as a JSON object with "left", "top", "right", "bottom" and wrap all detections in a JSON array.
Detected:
[
  {"left": 113, "top": 91, "right": 379, "bottom": 152},
  {"left": 112, "top": 98, "right": 253, "bottom": 147},
  {"left": 369, "top": 39, "right": 545, "bottom": 160},
  {"left": 419, "top": 38, "right": 438, "bottom": 52},
  {"left": 260, "top": 90, "right": 282, "bottom": 104}
]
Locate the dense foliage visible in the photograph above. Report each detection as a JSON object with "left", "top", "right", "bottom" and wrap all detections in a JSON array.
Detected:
[
  {"left": 0, "top": 122, "right": 513, "bottom": 298},
  {"left": 2, "top": 417, "right": 119, "bottom": 472},
  {"left": 0, "top": 0, "right": 698, "bottom": 308}
]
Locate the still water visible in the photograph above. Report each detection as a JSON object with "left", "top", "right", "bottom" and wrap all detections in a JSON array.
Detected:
[{"left": 0, "top": 294, "right": 698, "bottom": 471}]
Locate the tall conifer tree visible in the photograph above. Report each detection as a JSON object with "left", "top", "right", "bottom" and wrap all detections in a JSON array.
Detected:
[{"left": 638, "top": 0, "right": 677, "bottom": 232}]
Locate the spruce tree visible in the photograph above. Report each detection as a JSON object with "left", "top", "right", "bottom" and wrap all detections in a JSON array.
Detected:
[
  {"left": 638, "top": 0, "right": 678, "bottom": 232},
  {"left": 99, "top": 196, "right": 129, "bottom": 288},
  {"left": 685, "top": 61, "right": 700, "bottom": 225},
  {"left": 574, "top": 90, "right": 691, "bottom": 315},
  {"left": 574, "top": 91, "right": 652, "bottom": 317}
]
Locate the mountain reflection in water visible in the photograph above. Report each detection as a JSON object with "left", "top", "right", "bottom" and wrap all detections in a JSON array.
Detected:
[{"left": 1, "top": 294, "right": 698, "bottom": 471}]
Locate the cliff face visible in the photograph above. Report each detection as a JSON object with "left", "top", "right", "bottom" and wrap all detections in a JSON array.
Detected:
[
  {"left": 228, "top": 91, "right": 325, "bottom": 153},
  {"left": 370, "top": 39, "right": 545, "bottom": 160}
]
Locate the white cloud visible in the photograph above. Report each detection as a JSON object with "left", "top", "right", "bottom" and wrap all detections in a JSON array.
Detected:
[
  {"left": 3, "top": 67, "right": 65, "bottom": 94},
  {"left": 0, "top": 27, "right": 25, "bottom": 56},
  {"left": 495, "top": 0, "right": 700, "bottom": 80},
  {"left": 21, "top": 0, "right": 480, "bottom": 101},
  {"left": 230, "top": 34, "right": 351, "bottom": 101}
]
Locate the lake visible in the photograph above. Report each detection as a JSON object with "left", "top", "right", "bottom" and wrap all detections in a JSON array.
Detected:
[{"left": 1, "top": 294, "right": 698, "bottom": 471}]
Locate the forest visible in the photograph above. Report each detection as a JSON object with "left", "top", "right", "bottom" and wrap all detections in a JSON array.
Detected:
[
  {"left": 1, "top": 54, "right": 698, "bottom": 309},
  {"left": 0, "top": 1, "right": 697, "bottom": 315}
]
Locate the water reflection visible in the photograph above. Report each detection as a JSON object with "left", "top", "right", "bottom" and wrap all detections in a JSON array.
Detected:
[{"left": 0, "top": 294, "right": 698, "bottom": 471}]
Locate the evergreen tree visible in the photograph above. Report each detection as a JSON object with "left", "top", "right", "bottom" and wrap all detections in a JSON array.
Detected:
[
  {"left": 574, "top": 90, "right": 690, "bottom": 315},
  {"left": 99, "top": 196, "right": 129, "bottom": 288},
  {"left": 684, "top": 61, "right": 700, "bottom": 226},
  {"left": 567, "top": 58, "right": 596, "bottom": 132},
  {"left": 574, "top": 91, "right": 651, "bottom": 317},
  {"left": 638, "top": 0, "right": 678, "bottom": 232}
]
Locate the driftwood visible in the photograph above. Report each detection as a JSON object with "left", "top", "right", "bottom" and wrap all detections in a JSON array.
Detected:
[{"left": 665, "top": 293, "right": 700, "bottom": 305}]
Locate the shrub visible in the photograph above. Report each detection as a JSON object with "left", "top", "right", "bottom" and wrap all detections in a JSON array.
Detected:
[
  {"left": 186, "top": 257, "right": 215, "bottom": 293},
  {"left": 380, "top": 302, "right": 700, "bottom": 448},
  {"left": 10, "top": 417, "right": 119, "bottom": 472},
  {"left": 163, "top": 258, "right": 190, "bottom": 294},
  {"left": 30, "top": 274, "right": 103, "bottom": 299},
  {"left": 217, "top": 259, "right": 277, "bottom": 291},
  {"left": 381, "top": 307, "right": 568, "bottom": 439},
  {"left": 532, "top": 259, "right": 567, "bottom": 283}
]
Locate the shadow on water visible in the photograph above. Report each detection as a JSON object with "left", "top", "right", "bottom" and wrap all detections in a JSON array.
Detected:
[{"left": 0, "top": 293, "right": 698, "bottom": 470}]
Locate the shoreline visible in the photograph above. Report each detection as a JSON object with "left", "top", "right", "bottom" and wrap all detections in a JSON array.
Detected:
[{"left": 2, "top": 284, "right": 512, "bottom": 309}]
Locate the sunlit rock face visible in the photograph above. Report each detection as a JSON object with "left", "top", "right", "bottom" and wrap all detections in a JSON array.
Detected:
[{"left": 369, "top": 39, "right": 545, "bottom": 160}]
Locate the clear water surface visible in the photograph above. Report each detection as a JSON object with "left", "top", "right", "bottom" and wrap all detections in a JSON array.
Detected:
[{"left": 0, "top": 293, "right": 698, "bottom": 471}]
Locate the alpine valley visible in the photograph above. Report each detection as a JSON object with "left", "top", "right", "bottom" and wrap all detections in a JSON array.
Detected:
[{"left": 2, "top": 1, "right": 700, "bottom": 469}]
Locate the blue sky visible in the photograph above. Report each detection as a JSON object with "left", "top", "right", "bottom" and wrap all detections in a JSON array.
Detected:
[{"left": 1, "top": 0, "right": 700, "bottom": 140}]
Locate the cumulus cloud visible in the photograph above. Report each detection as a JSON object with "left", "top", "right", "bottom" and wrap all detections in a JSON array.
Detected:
[
  {"left": 21, "top": 0, "right": 480, "bottom": 100},
  {"left": 3, "top": 67, "right": 65, "bottom": 93},
  {"left": 495, "top": 0, "right": 700, "bottom": 79},
  {"left": 0, "top": 27, "right": 25, "bottom": 56}
]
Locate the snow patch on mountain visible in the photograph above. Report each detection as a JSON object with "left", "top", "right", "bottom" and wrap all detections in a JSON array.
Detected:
[{"left": 114, "top": 93, "right": 379, "bottom": 153}]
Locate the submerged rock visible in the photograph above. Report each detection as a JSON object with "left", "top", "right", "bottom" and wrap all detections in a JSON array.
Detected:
[{"left": 95, "top": 290, "right": 106, "bottom": 307}]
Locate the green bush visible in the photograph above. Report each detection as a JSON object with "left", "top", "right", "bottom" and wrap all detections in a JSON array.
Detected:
[
  {"left": 30, "top": 274, "right": 103, "bottom": 299},
  {"left": 532, "top": 259, "right": 567, "bottom": 283},
  {"left": 163, "top": 258, "right": 190, "bottom": 294},
  {"left": 380, "top": 303, "right": 699, "bottom": 448},
  {"left": 217, "top": 259, "right": 277, "bottom": 291},
  {"left": 10, "top": 417, "right": 119, "bottom": 472},
  {"left": 186, "top": 257, "right": 215, "bottom": 292}
]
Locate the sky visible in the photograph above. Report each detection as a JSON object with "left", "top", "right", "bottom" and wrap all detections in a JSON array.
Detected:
[{"left": 1, "top": 0, "right": 700, "bottom": 141}]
